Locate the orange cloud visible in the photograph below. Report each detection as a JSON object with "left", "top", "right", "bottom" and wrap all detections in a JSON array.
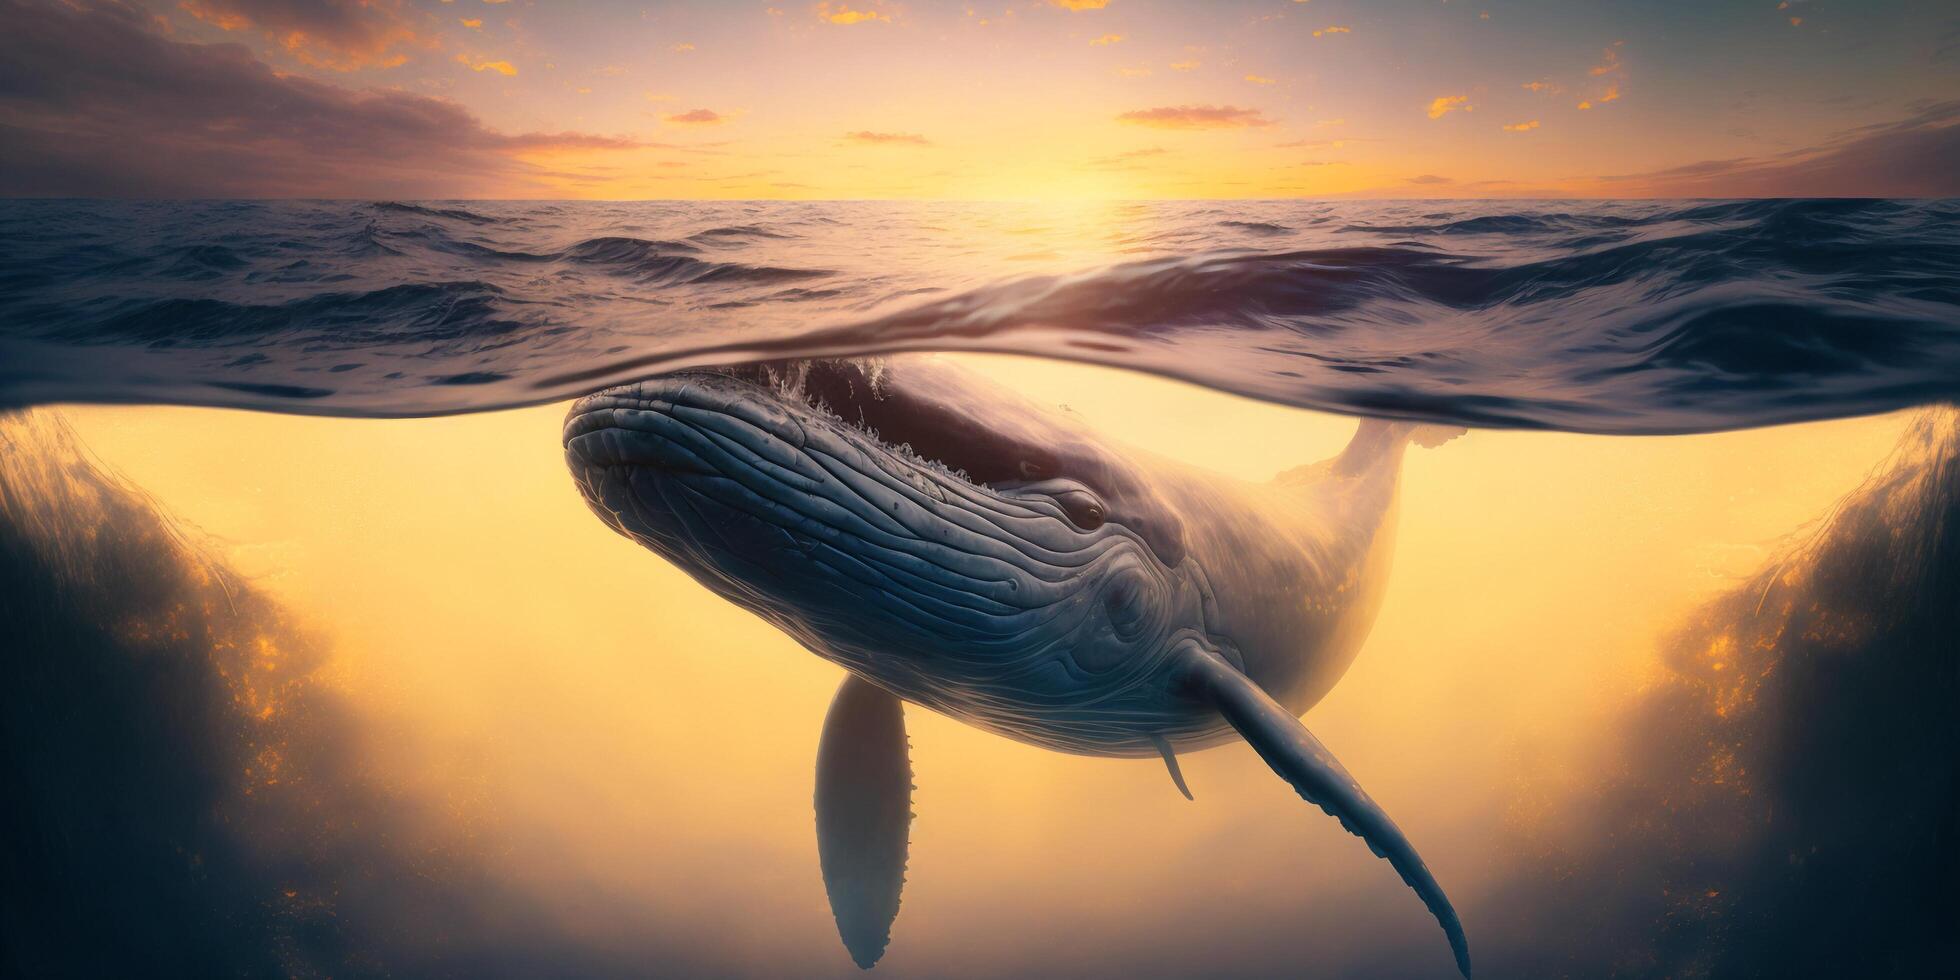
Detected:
[
  {"left": 671, "top": 42, "right": 696, "bottom": 52},
  {"left": 1522, "top": 79, "right": 1559, "bottom": 93},
  {"left": 1503, "top": 120, "right": 1540, "bottom": 132},
  {"left": 1588, "top": 100, "right": 1960, "bottom": 197},
  {"left": 1590, "top": 44, "right": 1622, "bottom": 76},
  {"left": 1170, "top": 59, "right": 1200, "bottom": 71},
  {"left": 468, "top": 59, "right": 516, "bottom": 75},
  {"left": 1312, "top": 25, "right": 1350, "bottom": 37},
  {"left": 178, "top": 0, "right": 423, "bottom": 71},
  {"left": 1116, "top": 105, "right": 1274, "bottom": 129},
  {"left": 1245, "top": 74, "right": 1276, "bottom": 85},
  {"left": 1579, "top": 83, "right": 1621, "bottom": 110},
  {"left": 1050, "top": 0, "right": 1111, "bottom": 9},
  {"left": 844, "top": 131, "right": 932, "bottom": 146},
  {"left": 1090, "top": 34, "right": 1123, "bottom": 45},
  {"left": 0, "top": 0, "right": 644, "bottom": 197},
  {"left": 1427, "top": 94, "right": 1471, "bottom": 118},
  {"left": 459, "top": 18, "right": 481, "bottom": 28},
  {"left": 1275, "top": 136, "right": 1383, "bottom": 149},
  {"left": 815, "top": 2, "right": 889, "bottom": 24},
  {"left": 665, "top": 108, "right": 725, "bottom": 125}
]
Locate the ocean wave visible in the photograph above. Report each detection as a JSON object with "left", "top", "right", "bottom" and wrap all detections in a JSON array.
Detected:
[
  {"left": 0, "top": 198, "right": 1954, "bottom": 429},
  {"left": 688, "top": 224, "right": 796, "bottom": 243},
  {"left": 372, "top": 201, "right": 501, "bottom": 225},
  {"left": 336, "top": 221, "right": 406, "bottom": 258},
  {"left": 49, "top": 281, "right": 538, "bottom": 351},
  {"left": 559, "top": 235, "right": 705, "bottom": 262},
  {"left": 1218, "top": 220, "right": 1292, "bottom": 234},
  {"left": 396, "top": 233, "right": 828, "bottom": 286},
  {"left": 556, "top": 236, "right": 829, "bottom": 284}
]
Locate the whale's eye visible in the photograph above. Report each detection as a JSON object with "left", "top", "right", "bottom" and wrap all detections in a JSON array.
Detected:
[{"left": 1054, "top": 488, "right": 1106, "bottom": 530}]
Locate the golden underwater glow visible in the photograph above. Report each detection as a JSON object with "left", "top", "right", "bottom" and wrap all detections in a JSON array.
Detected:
[{"left": 62, "top": 356, "right": 1911, "bottom": 975}]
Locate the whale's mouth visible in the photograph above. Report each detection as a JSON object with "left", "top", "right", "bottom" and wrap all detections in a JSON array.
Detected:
[
  {"left": 564, "top": 356, "right": 1191, "bottom": 575},
  {"left": 559, "top": 357, "right": 1094, "bottom": 604},
  {"left": 563, "top": 358, "right": 1069, "bottom": 492},
  {"left": 561, "top": 358, "right": 1159, "bottom": 687}
]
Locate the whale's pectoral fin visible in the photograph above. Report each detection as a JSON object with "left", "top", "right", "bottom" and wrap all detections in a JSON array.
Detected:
[
  {"left": 1178, "top": 645, "right": 1472, "bottom": 979},
  {"left": 1149, "top": 734, "right": 1195, "bottom": 800},
  {"left": 815, "top": 673, "right": 913, "bottom": 970}
]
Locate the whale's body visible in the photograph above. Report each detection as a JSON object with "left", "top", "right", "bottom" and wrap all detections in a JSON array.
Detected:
[{"left": 563, "top": 357, "right": 1468, "bottom": 975}]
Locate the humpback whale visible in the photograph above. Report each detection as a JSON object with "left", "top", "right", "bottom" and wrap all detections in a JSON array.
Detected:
[{"left": 562, "top": 357, "right": 1470, "bottom": 976}]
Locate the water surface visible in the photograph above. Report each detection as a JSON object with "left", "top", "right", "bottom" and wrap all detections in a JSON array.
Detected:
[{"left": 3, "top": 198, "right": 1955, "bottom": 431}]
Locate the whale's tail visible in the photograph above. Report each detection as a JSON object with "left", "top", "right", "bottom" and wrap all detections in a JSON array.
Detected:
[
  {"left": 1363, "top": 418, "right": 1467, "bottom": 451},
  {"left": 1406, "top": 421, "right": 1468, "bottom": 448},
  {"left": 1300, "top": 418, "right": 1465, "bottom": 481}
]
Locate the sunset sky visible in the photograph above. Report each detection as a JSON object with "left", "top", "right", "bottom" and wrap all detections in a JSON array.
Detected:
[{"left": 2, "top": 0, "right": 1956, "bottom": 198}]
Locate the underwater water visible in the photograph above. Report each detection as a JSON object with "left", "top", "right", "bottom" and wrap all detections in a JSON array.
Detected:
[{"left": 2, "top": 200, "right": 1958, "bottom": 978}]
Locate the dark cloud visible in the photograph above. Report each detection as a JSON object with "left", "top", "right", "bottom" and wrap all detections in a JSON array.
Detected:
[
  {"left": 0, "top": 0, "right": 641, "bottom": 197},
  {"left": 1115, "top": 105, "right": 1274, "bottom": 130},
  {"left": 1405, "top": 174, "right": 1454, "bottom": 185},
  {"left": 1933, "top": 21, "right": 1960, "bottom": 64},
  {"left": 1595, "top": 100, "right": 1960, "bottom": 197}
]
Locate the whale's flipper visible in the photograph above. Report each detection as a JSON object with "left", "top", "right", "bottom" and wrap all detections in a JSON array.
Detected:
[
  {"left": 815, "top": 674, "right": 913, "bottom": 969},
  {"left": 1150, "top": 734, "right": 1195, "bottom": 800},
  {"left": 1179, "top": 646, "right": 1472, "bottom": 978}
]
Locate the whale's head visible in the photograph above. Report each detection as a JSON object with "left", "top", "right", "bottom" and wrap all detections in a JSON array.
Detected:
[{"left": 563, "top": 358, "right": 1217, "bottom": 746}]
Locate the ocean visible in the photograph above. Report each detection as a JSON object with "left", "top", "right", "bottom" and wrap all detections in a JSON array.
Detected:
[
  {"left": 1, "top": 198, "right": 1957, "bottom": 978},
  {"left": 2, "top": 197, "right": 1956, "bottom": 430}
]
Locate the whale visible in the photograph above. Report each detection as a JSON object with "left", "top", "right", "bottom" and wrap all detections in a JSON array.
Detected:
[{"left": 561, "top": 356, "right": 1470, "bottom": 976}]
